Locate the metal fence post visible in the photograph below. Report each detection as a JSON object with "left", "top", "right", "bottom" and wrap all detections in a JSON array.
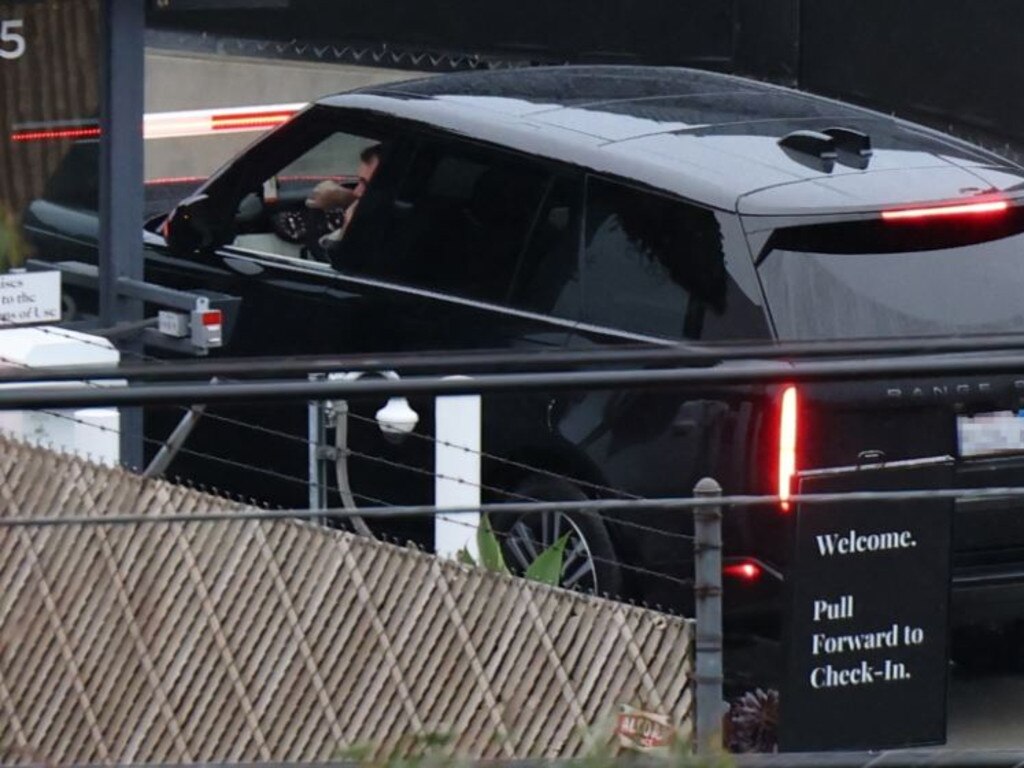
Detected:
[
  {"left": 693, "top": 476, "right": 725, "bottom": 754},
  {"left": 99, "top": 0, "right": 145, "bottom": 470}
]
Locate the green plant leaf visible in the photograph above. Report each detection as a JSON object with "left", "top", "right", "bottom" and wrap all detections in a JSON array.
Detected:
[
  {"left": 476, "top": 514, "right": 508, "bottom": 574},
  {"left": 455, "top": 546, "right": 476, "bottom": 566},
  {"left": 414, "top": 731, "right": 453, "bottom": 749},
  {"left": 0, "top": 205, "right": 27, "bottom": 272},
  {"left": 525, "top": 531, "right": 570, "bottom": 585}
]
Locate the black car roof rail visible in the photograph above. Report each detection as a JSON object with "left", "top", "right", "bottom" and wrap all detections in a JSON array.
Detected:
[
  {"left": 823, "top": 126, "right": 873, "bottom": 157},
  {"left": 778, "top": 127, "right": 873, "bottom": 171},
  {"left": 777, "top": 129, "right": 839, "bottom": 161}
]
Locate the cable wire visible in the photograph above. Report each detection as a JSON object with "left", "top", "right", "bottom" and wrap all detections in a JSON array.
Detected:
[
  {"left": 13, "top": 327, "right": 639, "bottom": 500},
  {"left": 344, "top": 408, "right": 642, "bottom": 500},
  {"left": 4, "top": 407, "right": 692, "bottom": 589},
  {"left": 187, "top": 406, "right": 691, "bottom": 542},
  {"left": 3, "top": 341, "right": 690, "bottom": 545}
]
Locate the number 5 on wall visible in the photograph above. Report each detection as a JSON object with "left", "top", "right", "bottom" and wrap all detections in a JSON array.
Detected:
[{"left": 0, "top": 20, "right": 26, "bottom": 60}]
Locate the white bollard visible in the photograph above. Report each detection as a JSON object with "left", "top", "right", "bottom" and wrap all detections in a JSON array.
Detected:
[
  {"left": 0, "top": 327, "right": 121, "bottom": 463},
  {"left": 434, "top": 376, "right": 481, "bottom": 560}
]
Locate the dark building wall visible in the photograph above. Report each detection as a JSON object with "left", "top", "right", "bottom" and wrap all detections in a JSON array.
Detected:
[
  {"left": 149, "top": 0, "right": 742, "bottom": 69},
  {"left": 799, "top": 0, "right": 1024, "bottom": 155},
  {"left": 0, "top": 0, "right": 99, "bottom": 215},
  {"left": 149, "top": 0, "right": 1021, "bottom": 156},
  {"left": 735, "top": 0, "right": 801, "bottom": 82}
]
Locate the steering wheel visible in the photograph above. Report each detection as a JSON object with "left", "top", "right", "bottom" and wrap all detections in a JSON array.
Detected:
[{"left": 270, "top": 207, "right": 346, "bottom": 245}]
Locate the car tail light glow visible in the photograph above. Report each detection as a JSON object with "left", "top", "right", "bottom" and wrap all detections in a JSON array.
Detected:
[
  {"left": 778, "top": 385, "right": 799, "bottom": 511},
  {"left": 724, "top": 561, "right": 763, "bottom": 582},
  {"left": 882, "top": 199, "right": 1009, "bottom": 221}
]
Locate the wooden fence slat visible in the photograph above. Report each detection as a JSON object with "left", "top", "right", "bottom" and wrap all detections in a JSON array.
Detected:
[{"left": 0, "top": 435, "right": 694, "bottom": 762}]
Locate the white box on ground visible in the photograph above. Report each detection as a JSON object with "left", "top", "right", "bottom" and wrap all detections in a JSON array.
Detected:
[
  {"left": 435, "top": 379, "right": 481, "bottom": 560},
  {"left": 0, "top": 327, "right": 122, "bottom": 465},
  {"left": 0, "top": 271, "right": 61, "bottom": 327}
]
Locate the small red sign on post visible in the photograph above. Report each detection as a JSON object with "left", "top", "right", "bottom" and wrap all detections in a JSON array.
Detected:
[{"left": 616, "top": 705, "right": 675, "bottom": 752}]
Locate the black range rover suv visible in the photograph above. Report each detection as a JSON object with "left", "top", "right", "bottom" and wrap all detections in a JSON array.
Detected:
[{"left": 24, "top": 66, "right": 1024, "bottom": 648}]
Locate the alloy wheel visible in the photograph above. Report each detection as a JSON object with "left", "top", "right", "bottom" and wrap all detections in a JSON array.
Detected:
[{"left": 503, "top": 511, "right": 599, "bottom": 594}]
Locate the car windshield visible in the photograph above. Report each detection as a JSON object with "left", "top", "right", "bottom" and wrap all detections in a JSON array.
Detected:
[{"left": 758, "top": 226, "right": 1024, "bottom": 340}]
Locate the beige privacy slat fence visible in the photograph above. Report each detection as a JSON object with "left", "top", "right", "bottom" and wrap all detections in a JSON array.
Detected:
[{"left": 0, "top": 435, "right": 694, "bottom": 763}]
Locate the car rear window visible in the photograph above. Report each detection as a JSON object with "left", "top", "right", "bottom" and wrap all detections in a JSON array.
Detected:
[{"left": 758, "top": 217, "right": 1024, "bottom": 340}]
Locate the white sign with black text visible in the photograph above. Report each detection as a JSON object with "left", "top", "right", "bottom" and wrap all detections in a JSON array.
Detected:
[
  {"left": 0, "top": 271, "right": 61, "bottom": 326},
  {"left": 779, "top": 458, "right": 954, "bottom": 752}
]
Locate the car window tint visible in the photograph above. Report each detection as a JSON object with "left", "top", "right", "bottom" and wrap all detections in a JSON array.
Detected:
[
  {"left": 357, "top": 140, "right": 550, "bottom": 304},
  {"left": 508, "top": 175, "right": 583, "bottom": 320},
  {"left": 582, "top": 178, "right": 732, "bottom": 340}
]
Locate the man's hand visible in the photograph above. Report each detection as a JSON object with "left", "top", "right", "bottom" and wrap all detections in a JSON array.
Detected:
[{"left": 306, "top": 180, "right": 356, "bottom": 211}]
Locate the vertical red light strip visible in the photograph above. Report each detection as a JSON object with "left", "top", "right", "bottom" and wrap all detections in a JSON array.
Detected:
[{"left": 779, "top": 385, "right": 798, "bottom": 511}]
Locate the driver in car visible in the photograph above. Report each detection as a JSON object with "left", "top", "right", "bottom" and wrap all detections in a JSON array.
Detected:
[{"left": 305, "top": 144, "right": 382, "bottom": 249}]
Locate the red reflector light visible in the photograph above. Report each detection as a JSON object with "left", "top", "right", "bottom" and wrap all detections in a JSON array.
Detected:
[
  {"left": 201, "top": 310, "right": 222, "bottom": 327},
  {"left": 778, "top": 385, "right": 798, "bottom": 511},
  {"left": 145, "top": 176, "right": 206, "bottom": 187},
  {"left": 210, "top": 110, "right": 295, "bottom": 131},
  {"left": 724, "top": 561, "right": 762, "bottom": 581},
  {"left": 882, "top": 200, "right": 1009, "bottom": 221},
  {"left": 11, "top": 126, "right": 101, "bottom": 142}
]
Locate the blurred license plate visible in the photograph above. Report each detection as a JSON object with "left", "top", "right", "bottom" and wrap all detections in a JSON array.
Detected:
[{"left": 958, "top": 411, "right": 1024, "bottom": 457}]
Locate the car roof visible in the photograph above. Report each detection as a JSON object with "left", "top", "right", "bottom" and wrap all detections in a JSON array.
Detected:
[{"left": 318, "top": 66, "right": 1024, "bottom": 214}]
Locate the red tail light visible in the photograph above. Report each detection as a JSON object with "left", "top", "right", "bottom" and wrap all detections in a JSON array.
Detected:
[
  {"left": 881, "top": 199, "right": 1008, "bottom": 221},
  {"left": 778, "top": 385, "right": 799, "bottom": 511},
  {"left": 724, "top": 561, "right": 763, "bottom": 582}
]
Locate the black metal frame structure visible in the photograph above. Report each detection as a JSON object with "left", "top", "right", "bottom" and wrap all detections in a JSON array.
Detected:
[{"left": 99, "top": 0, "right": 145, "bottom": 467}]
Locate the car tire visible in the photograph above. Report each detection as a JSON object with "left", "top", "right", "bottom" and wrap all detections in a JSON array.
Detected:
[{"left": 494, "top": 475, "right": 624, "bottom": 598}]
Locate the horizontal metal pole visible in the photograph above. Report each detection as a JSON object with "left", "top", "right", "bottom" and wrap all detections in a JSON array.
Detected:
[
  {"left": 3, "top": 486, "right": 1024, "bottom": 529},
  {"left": 116, "top": 276, "right": 208, "bottom": 311},
  {"left": 6, "top": 350, "right": 1024, "bottom": 409},
  {"left": 6, "top": 332, "right": 1024, "bottom": 383},
  {"left": 43, "top": 751, "right": 1024, "bottom": 768},
  {"left": 733, "top": 752, "right": 1024, "bottom": 768}
]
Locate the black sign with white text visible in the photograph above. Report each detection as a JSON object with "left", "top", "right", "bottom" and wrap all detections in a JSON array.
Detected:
[{"left": 779, "top": 458, "right": 954, "bottom": 751}]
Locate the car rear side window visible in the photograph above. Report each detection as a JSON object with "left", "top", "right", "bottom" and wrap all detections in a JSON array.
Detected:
[
  {"left": 583, "top": 178, "right": 756, "bottom": 340},
  {"left": 507, "top": 174, "right": 583, "bottom": 320}
]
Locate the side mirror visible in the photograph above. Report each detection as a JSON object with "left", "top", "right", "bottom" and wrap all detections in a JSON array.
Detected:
[{"left": 164, "top": 193, "right": 233, "bottom": 256}]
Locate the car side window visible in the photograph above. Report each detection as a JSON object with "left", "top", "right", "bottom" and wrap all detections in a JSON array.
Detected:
[
  {"left": 354, "top": 140, "right": 550, "bottom": 304},
  {"left": 507, "top": 174, "right": 583, "bottom": 320},
  {"left": 230, "top": 128, "right": 384, "bottom": 262},
  {"left": 583, "top": 177, "right": 758, "bottom": 341}
]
